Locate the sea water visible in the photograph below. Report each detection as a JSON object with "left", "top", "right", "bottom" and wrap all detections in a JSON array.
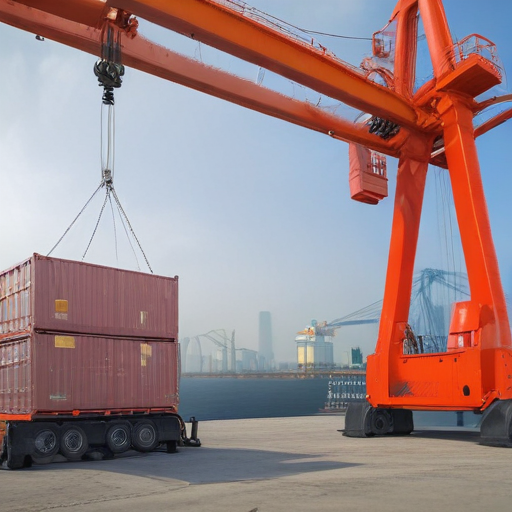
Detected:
[{"left": 179, "top": 377, "right": 480, "bottom": 427}]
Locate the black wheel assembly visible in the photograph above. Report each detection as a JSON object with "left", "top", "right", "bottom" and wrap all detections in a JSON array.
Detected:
[
  {"left": 60, "top": 425, "right": 89, "bottom": 460},
  {"left": 371, "top": 408, "right": 392, "bottom": 435},
  {"left": 33, "top": 427, "right": 59, "bottom": 459},
  {"left": 106, "top": 422, "right": 132, "bottom": 454},
  {"left": 131, "top": 421, "right": 158, "bottom": 452}
]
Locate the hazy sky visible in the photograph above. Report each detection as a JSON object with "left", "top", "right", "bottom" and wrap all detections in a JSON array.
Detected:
[{"left": 1, "top": 1, "right": 511, "bottom": 363}]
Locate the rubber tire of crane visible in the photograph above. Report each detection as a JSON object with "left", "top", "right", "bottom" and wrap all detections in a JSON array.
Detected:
[
  {"left": 390, "top": 409, "right": 414, "bottom": 435},
  {"left": 480, "top": 399, "right": 512, "bottom": 447},
  {"left": 370, "top": 408, "right": 392, "bottom": 435},
  {"left": 106, "top": 422, "right": 132, "bottom": 454},
  {"left": 33, "top": 427, "right": 60, "bottom": 459},
  {"left": 60, "top": 425, "right": 89, "bottom": 461},
  {"left": 132, "top": 421, "right": 159, "bottom": 452}
]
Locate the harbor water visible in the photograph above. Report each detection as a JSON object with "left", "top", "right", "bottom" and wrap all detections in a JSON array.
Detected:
[{"left": 179, "top": 376, "right": 481, "bottom": 428}]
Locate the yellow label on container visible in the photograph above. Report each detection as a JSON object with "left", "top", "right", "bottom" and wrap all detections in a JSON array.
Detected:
[
  {"left": 55, "top": 336, "right": 75, "bottom": 349},
  {"left": 55, "top": 300, "right": 68, "bottom": 313},
  {"left": 141, "top": 343, "right": 152, "bottom": 366}
]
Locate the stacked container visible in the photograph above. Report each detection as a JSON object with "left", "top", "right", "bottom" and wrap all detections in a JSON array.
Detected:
[{"left": 0, "top": 254, "right": 179, "bottom": 417}]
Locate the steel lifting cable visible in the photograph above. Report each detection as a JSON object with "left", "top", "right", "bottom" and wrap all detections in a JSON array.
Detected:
[
  {"left": 115, "top": 198, "right": 142, "bottom": 271},
  {"left": 100, "top": 102, "right": 115, "bottom": 182},
  {"left": 48, "top": 23, "right": 153, "bottom": 273},
  {"left": 47, "top": 182, "right": 103, "bottom": 257},
  {"left": 82, "top": 188, "right": 110, "bottom": 261},
  {"left": 107, "top": 191, "right": 118, "bottom": 263},
  {"left": 93, "top": 24, "right": 153, "bottom": 273},
  {"left": 111, "top": 187, "right": 153, "bottom": 273}
]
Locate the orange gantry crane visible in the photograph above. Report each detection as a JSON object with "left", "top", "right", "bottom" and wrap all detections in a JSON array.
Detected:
[{"left": 1, "top": 0, "right": 512, "bottom": 446}]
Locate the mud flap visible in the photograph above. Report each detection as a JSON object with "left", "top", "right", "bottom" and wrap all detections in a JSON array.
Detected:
[
  {"left": 480, "top": 399, "right": 512, "bottom": 447},
  {"left": 0, "top": 424, "right": 32, "bottom": 470}
]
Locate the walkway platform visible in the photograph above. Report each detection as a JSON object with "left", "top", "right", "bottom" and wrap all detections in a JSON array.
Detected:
[{"left": 1, "top": 416, "right": 510, "bottom": 511}]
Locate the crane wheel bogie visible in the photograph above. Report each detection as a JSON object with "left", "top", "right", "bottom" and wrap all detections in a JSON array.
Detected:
[
  {"left": 346, "top": 399, "right": 512, "bottom": 446},
  {"left": 343, "top": 402, "right": 414, "bottom": 437},
  {"left": 479, "top": 400, "right": 512, "bottom": 447}
]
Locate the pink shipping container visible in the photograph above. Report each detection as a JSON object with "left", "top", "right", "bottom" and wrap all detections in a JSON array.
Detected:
[
  {"left": 0, "top": 253, "right": 178, "bottom": 341},
  {"left": 0, "top": 254, "right": 180, "bottom": 417},
  {"left": 0, "top": 334, "right": 179, "bottom": 415}
]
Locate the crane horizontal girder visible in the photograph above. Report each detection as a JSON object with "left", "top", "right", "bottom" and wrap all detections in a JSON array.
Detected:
[
  {"left": 0, "top": 0, "right": 403, "bottom": 156},
  {"left": 112, "top": 0, "right": 426, "bottom": 130},
  {"left": 7, "top": 0, "right": 433, "bottom": 131}
]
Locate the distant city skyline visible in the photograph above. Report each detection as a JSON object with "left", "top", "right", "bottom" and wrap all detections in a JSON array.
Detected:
[{"left": 258, "top": 311, "right": 274, "bottom": 369}]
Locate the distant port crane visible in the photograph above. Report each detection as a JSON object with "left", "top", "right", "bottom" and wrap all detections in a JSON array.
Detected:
[
  {"left": 315, "top": 268, "right": 469, "bottom": 350},
  {"left": 182, "top": 329, "right": 236, "bottom": 373},
  {"left": 298, "top": 268, "right": 469, "bottom": 368}
]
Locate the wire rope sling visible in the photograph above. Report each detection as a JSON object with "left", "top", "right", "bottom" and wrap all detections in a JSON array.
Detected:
[{"left": 47, "top": 20, "right": 152, "bottom": 273}]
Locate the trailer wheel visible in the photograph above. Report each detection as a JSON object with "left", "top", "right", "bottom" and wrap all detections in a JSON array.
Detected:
[
  {"left": 132, "top": 421, "right": 158, "bottom": 452},
  {"left": 106, "top": 422, "right": 132, "bottom": 454},
  {"left": 33, "top": 428, "right": 59, "bottom": 458},
  {"left": 60, "top": 425, "right": 88, "bottom": 460}
]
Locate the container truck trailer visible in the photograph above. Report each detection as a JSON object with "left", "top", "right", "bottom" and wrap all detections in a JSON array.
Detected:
[{"left": 0, "top": 254, "right": 196, "bottom": 469}]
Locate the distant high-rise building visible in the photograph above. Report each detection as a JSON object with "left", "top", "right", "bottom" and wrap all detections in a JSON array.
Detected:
[
  {"left": 351, "top": 347, "right": 363, "bottom": 367},
  {"left": 258, "top": 311, "right": 274, "bottom": 370}
]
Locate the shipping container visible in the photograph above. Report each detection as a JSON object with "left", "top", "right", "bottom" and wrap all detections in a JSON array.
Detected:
[
  {"left": 0, "top": 334, "right": 179, "bottom": 415},
  {"left": 0, "top": 253, "right": 179, "bottom": 340},
  {"left": 0, "top": 255, "right": 199, "bottom": 470}
]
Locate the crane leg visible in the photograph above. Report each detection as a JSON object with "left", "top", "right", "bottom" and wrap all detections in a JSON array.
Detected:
[
  {"left": 344, "top": 402, "right": 414, "bottom": 437},
  {"left": 480, "top": 400, "right": 512, "bottom": 447}
]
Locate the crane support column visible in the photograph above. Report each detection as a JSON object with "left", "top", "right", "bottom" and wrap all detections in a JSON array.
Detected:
[
  {"left": 346, "top": 138, "right": 430, "bottom": 438},
  {"left": 438, "top": 95, "right": 512, "bottom": 383},
  {"left": 366, "top": 143, "right": 431, "bottom": 408}
]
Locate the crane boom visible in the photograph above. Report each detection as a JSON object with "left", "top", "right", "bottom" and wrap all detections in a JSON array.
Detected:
[
  {"left": 9, "top": 0, "right": 432, "bottom": 130},
  {"left": 0, "top": 0, "right": 403, "bottom": 156},
  {"left": 109, "top": 0, "right": 426, "bottom": 130}
]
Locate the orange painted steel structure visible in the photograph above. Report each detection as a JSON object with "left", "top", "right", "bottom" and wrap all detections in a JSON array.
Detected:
[{"left": 2, "top": 0, "right": 512, "bottom": 441}]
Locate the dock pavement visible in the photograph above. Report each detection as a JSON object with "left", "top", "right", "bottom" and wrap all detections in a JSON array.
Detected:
[{"left": 0, "top": 415, "right": 511, "bottom": 512}]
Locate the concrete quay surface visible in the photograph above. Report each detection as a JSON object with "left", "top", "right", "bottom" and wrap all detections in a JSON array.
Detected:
[{"left": 0, "top": 415, "right": 511, "bottom": 512}]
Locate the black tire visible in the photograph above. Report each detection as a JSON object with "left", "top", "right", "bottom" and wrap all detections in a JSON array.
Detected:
[
  {"left": 106, "top": 422, "right": 132, "bottom": 454},
  {"left": 166, "top": 440, "right": 177, "bottom": 453},
  {"left": 60, "top": 425, "right": 88, "bottom": 461},
  {"left": 33, "top": 427, "right": 59, "bottom": 458},
  {"left": 390, "top": 409, "right": 414, "bottom": 435},
  {"left": 31, "top": 455, "right": 55, "bottom": 465},
  {"left": 132, "top": 421, "right": 159, "bottom": 452},
  {"left": 5, "top": 454, "right": 31, "bottom": 470},
  {"left": 371, "top": 408, "right": 392, "bottom": 435}
]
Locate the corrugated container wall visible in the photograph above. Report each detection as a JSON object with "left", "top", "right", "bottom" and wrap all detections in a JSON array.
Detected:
[
  {"left": 1, "top": 254, "right": 178, "bottom": 339},
  {"left": 0, "top": 254, "right": 179, "bottom": 416}
]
